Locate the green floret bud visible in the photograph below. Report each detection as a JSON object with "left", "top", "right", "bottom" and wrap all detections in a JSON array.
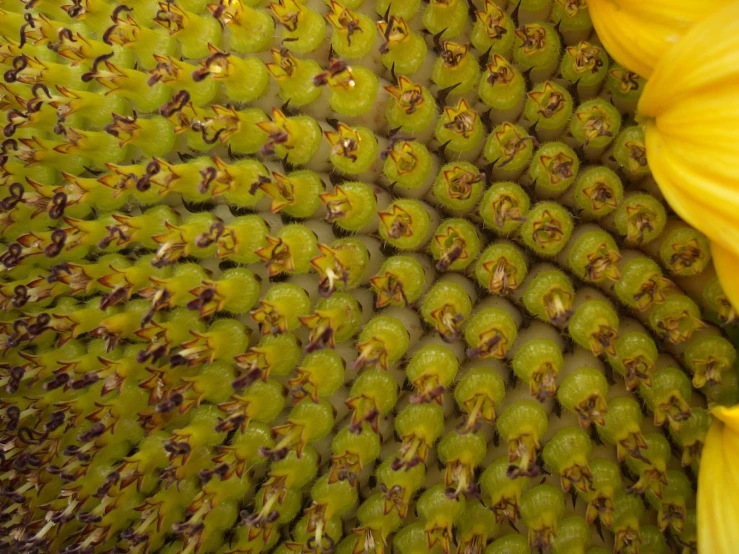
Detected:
[
  {"left": 520, "top": 484, "right": 566, "bottom": 551},
  {"left": 260, "top": 169, "right": 325, "bottom": 218},
  {"left": 519, "top": 202, "right": 575, "bottom": 257},
  {"left": 464, "top": 307, "right": 518, "bottom": 360},
  {"left": 513, "top": 23, "right": 561, "bottom": 73},
  {"left": 394, "top": 403, "right": 445, "bottom": 469},
  {"left": 529, "top": 142, "right": 580, "bottom": 197},
  {"left": 606, "top": 64, "right": 646, "bottom": 111},
  {"left": 326, "top": 124, "right": 380, "bottom": 176},
  {"left": 261, "top": 112, "right": 324, "bottom": 167},
  {"left": 376, "top": 459, "right": 426, "bottom": 519},
  {"left": 330, "top": 427, "right": 380, "bottom": 485},
  {"left": 483, "top": 122, "right": 535, "bottom": 180},
  {"left": 432, "top": 162, "right": 486, "bottom": 215},
  {"left": 355, "top": 493, "right": 402, "bottom": 544},
  {"left": 474, "top": 242, "right": 528, "bottom": 295},
  {"left": 215, "top": 215, "right": 269, "bottom": 265},
  {"left": 435, "top": 99, "right": 484, "bottom": 156},
  {"left": 497, "top": 400, "right": 548, "bottom": 477},
  {"left": 684, "top": 335, "right": 737, "bottom": 389},
  {"left": 271, "top": 0, "right": 326, "bottom": 54},
  {"left": 577, "top": 458, "right": 622, "bottom": 528},
  {"left": 624, "top": 433, "right": 671, "bottom": 497},
  {"left": 454, "top": 365, "right": 506, "bottom": 433},
  {"left": 267, "top": 50, "right": 323, "bottom": 108},
  {"left": 376, "top": 0, "right": 422, "bottom": 19},
  {"left": 394, "top": 523, "right": 445, "bottom": 554},
  {"left": 432, "top": 41, "right": 481, "bottom": 97},
  {"left": 479, "top": 181, "right": 531, "bottom": 235},
  {"left": 568, "top": 299, "right": 620, "bottom": 357},
  {"left": 551, "top": 516, "right": 591, "bottom": 554},
  {"left": 251, "top": 283, "right": 312, "bottom": 336},
  {"left": 608, "top": 331, "right": 659, "bottom": 390},
  {"left": 371, "top": 255, "right": 428, "bottom": 308},
  {"left": 611, "top": 492, "right": 645, "bottom": 553},
  {"left": 660, "top": 225, "right": 712, "bottom": 276},
  {"left": 423, "top": 0, "right": 469, "bottom": 39},
  {"left": 385, "top": 78, "right": 437, "bottom": 136},
  {"left": 430, "top": 218, "right": 482, "bottom": 272},
  {"left": 558, "top": 367, "right": 609, "bottom": 428},
  {"left": 300, "top": 292, "right": 362, "bottom": 351},
  {"left": 597, "top": 396, "right": 648, "bottom": 463},
  {"left": 573, "top": 166, "right": 623, "bottom": 219},
  {"left": 289, "top": 349, "right": 345, "bottom": 403},
  {"left": 669, "top": 408, "right": 710, "bottom": 468},
  {"left": 421, "top": 279, "right": 473, "bottom": 342},
  {"left": 570, "top": 98, "right": 621, "bottom": 150},
  {"left": 567, "top": 228, "right": 621, "bottom": 283},
  {"left": 321, "top": 182, "right": 378, "bottom": 233},
  {"left": 512, "top": 338, "right": 563, "bottom": 401},
  {"left": 417, "top": 484, "right": 466, "bottom": 553},
  {"left": 321, "top": 64, "right": 380, "bottom": 118},
  {"left": 456, "top": 501, "right": 499, "bottom": 553},
  {"left": 480, "top": 457, "right": 531, "bottom": 524},
  {"left": 648, "top": 295, "right": 705, "bottom": 345},
  {"left": 479, "top": 55, "right": 526, "bottom": 114},
  {"left": 614, "top": 193, "right": 667, "bottom": 245},
  {"left": 378, "top": 199, "right": 432, "bottom": 251},
  {"left": 472, "top": 1, "right": 516, "bottom": 57},
  {"left": 551, "top": 0, "right": 592, "bottom": 32},
  {"left": 640, "top": 525, "right": 670, "bottom": 553},
  {"left": 703, "top": 277, "right": 736, "bottom": 325},
  {"left": 640, "top": 367, "right": 693, "bottom": 429},
  {"left": 347, "top": 369, "right": 399, "bottom": 432},
  {"left": 523, "top": 81, "right": 572, "bottom": 136},
  {"left": 328, "top": 5, "right": 377, "bottom": 60},
  {"left": 354, "top": 314, "right": 411, "bottom": 370},
  {"left": 311, "top": 238, "right": 370, "bottom": 297},
  {"left": 614, "top": 256, "right": 674, "bottom": 311},
  {"left": 256, "top": 224, "right": 319, "bottom": 277},
  {"left": 383, "top": 140, "right": 435, "bottom": 193},
  {"left": 543, "top": 428, "right": 594, "bottom": 493},
  {"left": 704, "top": 369, "right": 739, "bottom": 407},
  {"left": 232, "top": 334, "right": 301, "bottom": 389},
  {"left": 560, "top": 41, "right": 609, "bottom": 88},
  {"left": 406, "top": 344, "right": 459, "bottom": 403},
  {"left": 613, "top": 126, "right": 650, "bottom": 181},
  {"left": 523, "top": 268, "right": 575, "bottom": 327},
  {"left": 437, "top": 432, "right": 487, "bottom": 498},
  {"left": 378, "top": 17, "right": 428, "bottom": 76}
]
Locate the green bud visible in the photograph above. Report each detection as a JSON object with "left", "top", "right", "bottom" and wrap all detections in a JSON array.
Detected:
[
  {"left": 430, "top": 219, "right": 482, "bottom": 272},
  {"left": 479, "top": 181, "right": 531, "bottom": 235},
  {"left": 512, "top": 338, "right": 563, "bottom": 400},
  {"left": 557, "top": 367, "right": 609, "bottom": 428},
  {"left": 614, "top": 193, "right": 667, "bottom": 245},
  {"left": 519, "top": 202, "right": 575, "bottom": 257},
  {"left": 474, "top": 242, "right": 528, "bottom": 295}
]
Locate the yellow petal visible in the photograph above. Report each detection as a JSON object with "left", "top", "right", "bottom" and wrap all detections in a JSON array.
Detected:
[
  {"left": 587, "top": 0, "right": 732, "bottom": 78},
  {"left": 640, "top": 2, "right": 739, "bottom": 114},
  {"left": 699, "top": 406, "right": 739, "bottom": 553},
  {"left": 712, "top": 242, "right": 739, "bottom": 313},
  {"left": 639, "top": 3, "right": 739, "bottom": 265},
  {"left": 644, "top": 123, "right": 739, "bottom": 247}
]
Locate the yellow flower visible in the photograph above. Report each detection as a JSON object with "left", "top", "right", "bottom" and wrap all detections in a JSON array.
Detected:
[
  {"left": 587, "top": 0, "right": 732, "bottom": 77},
  {"left": 699, "top": 406, "right": 739, "bottom": 552},
  {"left": 638, "top": 2, "right": 739, "bottom": 311}
]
